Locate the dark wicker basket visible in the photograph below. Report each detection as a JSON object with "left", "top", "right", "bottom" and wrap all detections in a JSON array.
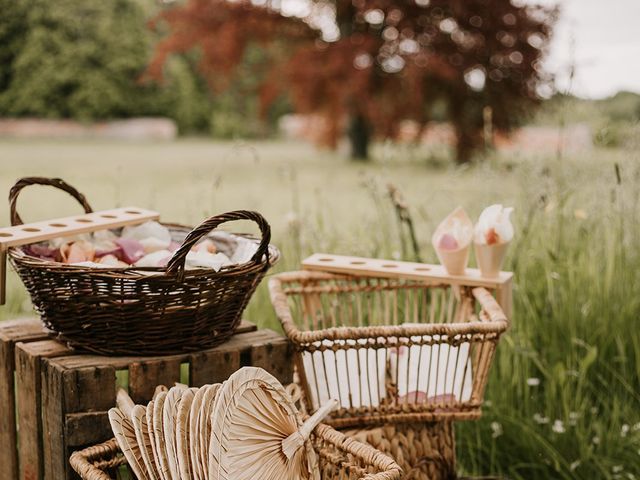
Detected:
[{"left": 7, "top": 177, "right": 279, "bottom": 356}]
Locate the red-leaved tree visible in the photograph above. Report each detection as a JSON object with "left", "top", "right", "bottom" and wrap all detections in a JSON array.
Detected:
[{"left": 148, "top": 0, "right": 557, "bottom": 163}]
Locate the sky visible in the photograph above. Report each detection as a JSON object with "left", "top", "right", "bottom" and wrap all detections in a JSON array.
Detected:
[{"left": 531, "top": 0, "right": 640, "bottom": 98}]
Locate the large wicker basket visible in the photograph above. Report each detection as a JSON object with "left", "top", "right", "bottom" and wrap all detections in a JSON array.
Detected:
[
  {"left": 269, "top": 271, "right": 508, "bottom": 428},
  {"left": 69, "top": 424, "right": 402, "bottom": 480},
  {"left": 7, "top": 177, "right": 279, "bottom": 356}
]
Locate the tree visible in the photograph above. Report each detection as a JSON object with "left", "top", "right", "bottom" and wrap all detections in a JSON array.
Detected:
[
  {"left": 150, "top": 0, "right": 556, "bottom": 163},
  {"left": 0, "top": 0, "right": 214, "bottom": 132}
]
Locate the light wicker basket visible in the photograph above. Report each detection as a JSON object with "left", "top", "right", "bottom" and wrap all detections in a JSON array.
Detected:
[
  {"left": 69, "top": 423, "right": 402, "bottom": 480},
  {"left": 269, "top": 271, "right": 509, "bottom": 428}
]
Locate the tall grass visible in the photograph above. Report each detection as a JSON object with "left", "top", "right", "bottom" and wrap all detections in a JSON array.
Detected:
[{"left": 0, "top": 140, "right": 638, "bottom": 478}]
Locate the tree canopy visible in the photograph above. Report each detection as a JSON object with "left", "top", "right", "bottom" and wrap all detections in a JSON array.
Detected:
[{"left": 149, "top": 0, "right": 557, "bottom": 162}]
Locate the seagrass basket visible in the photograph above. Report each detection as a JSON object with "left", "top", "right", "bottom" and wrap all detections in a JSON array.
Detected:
[
  {"left": 69, "top": 424, "right": 402, "bottom": 480},
  {"left": 7, "top": 177, "right": 279, "bottom": 355},
  {"left": 269, "top": 271, "right": 508, "bottom": 428}
]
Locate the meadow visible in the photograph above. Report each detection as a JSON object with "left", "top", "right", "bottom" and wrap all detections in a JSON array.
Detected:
[{"left": 0, "top": 138, "right": 638, "bottom": 479}]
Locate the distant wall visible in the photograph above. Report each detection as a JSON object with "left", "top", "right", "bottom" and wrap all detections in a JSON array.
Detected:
[
  {"left": 0, "top": 118, "right": 177, "bottom": 141},
  {"left": 280, "top": 114, "right": 593, "bottom": 154}
]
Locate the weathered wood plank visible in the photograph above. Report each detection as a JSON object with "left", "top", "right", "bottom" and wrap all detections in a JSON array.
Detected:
[
  {"left": 41, "top": 361, "right": 67, "bottom": 480},
  {"left": 64, "top": 412, "right": 111, "bottom": 447},
  {"left": 189, "top": 350, "right": 241, "bottom": 387},
  {"left": 15, "top": 340, "right": 72, "bottom": 480},
  {"left": 62, "top": 366, "right": 116, "bottom": 413},
  {"left": 249, "top": 333, "right": 294, "bottom": 385},
  {"left": 49, "top": 326, "right": 271, "bottom": 371},
  {"left": 129, "top": 359, "right": 181, "bottom": 404},
  {"left": 0, "top": 319, "right": 49, "bottom": 480}
]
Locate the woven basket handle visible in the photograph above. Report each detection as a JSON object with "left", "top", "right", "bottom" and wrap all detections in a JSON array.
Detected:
[
  {"left": 166, "top": 210, "right": 271, "bottom": 277},
  {"left": 9, "top": 177, "right": 93, "bottom": 226}
]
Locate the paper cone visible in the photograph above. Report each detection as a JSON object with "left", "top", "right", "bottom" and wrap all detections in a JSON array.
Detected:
[
  {"left": 432, "top": 207, "right": 473, "bottom": 276},
  {"left": 474, "top": 241, "right": 510, "bottom": 278}
]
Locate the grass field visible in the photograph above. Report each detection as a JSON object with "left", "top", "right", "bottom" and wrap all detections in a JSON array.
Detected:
[{"left": 1, "top": 138, "right": 639, "bottom": 479}]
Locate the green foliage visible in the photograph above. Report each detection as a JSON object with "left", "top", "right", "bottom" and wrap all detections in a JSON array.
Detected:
[
  {"left": 0, "top": 0, "right": 217, "bottom": 133},
  {"left": 0, "top": 0, "right": 155, "bottom": 119}
]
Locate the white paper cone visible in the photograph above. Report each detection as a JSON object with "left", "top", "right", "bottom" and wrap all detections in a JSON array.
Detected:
[
  {"left": 434, "top": 245, "right": 470, "bottom": 276},
  {"left": 474, "top": 241, "right": 510, "bottom": 278},
  {"left": 432, "top": 207, "right": 473, "bottom": 276}
]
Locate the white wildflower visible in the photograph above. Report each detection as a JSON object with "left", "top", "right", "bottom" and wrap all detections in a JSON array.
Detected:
[
  {"left": 632, "top": 422, "right": 640, "bottom": 432},
  {"left": 569, "top": 412, "right": 579, "bottom": 426},
  {"left": 592, "top": 436, "right": 600, "bottom": 445},
  {"left": 491, "top": 421, "right": 503, "bottom": 438},
  {"left": 533, "top": 413, "right": 550, "bottom": 425},
  {"left": 526, "top": 377, "right": 541, "bottom": 386},
  {"left": 569, "top": 460, "right": 581, "bottom": 472},
  {"left": 552, "top": 420, "right": 565, "bottom": 434},
  {"left": 621, "top": 424, "right": 630, "bottom": 438},
  {"left": 484, "top": 400, "right": 493, "bottom": 408},
  {"left": 613, "top": 465, "right": 624, "bottom": 474}
]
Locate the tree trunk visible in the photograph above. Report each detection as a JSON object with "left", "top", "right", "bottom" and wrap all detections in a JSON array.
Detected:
[{"left": 349, "top": 113, "right": 370, "bottom": 161}]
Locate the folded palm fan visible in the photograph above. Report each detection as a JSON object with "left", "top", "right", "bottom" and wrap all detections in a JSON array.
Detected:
[
  {"left": 152, "top": 392, "right": 172, "bottom": 480},
  {"left": 176, "top": 388, "right": 198, "bottom": 479},
  {"left": 188, "top": 385, "right": 210, "bottom": 480},
  {"left": 131, "top": 405, "right": 159, "bottom": 480},
  {"left": 208, "top": 367, "right": 337, "bottom": 480},
  {"left": 109, "top": 389, "right": 149, "bottom": 480},
  {"left": 163, "top": 384, "right": 187, "bottom": 480},
  {"left": 143, "top": 386, "right": 168, "bottom": 480},
  {"left": 197, "top": 384, "right": 222, "bottom": 479}
]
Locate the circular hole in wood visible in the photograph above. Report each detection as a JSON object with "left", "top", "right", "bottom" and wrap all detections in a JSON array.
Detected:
[
  {"left": 350, "top": 261, "right": 366, "bottom": 265},
  {"left": 0, "top": 232, "right": 13, "bottom": 237},
  {"left": 22, "top": 227, "right": 40, "bottom": 232},
  {"left": 415, "top": 267, "right": 431, "bottom": 272},
  {"left": 382, "top": 264, "right": 398, "bottom": 268},
  {"left": 318, "top": 258, "right": 334, "bottom": 262},
  {"left": 50, "top": 223, "right": 67, "bottom": 228},
  {"left": 76, "top": 218, "right": 93, "bottom": 223},
  {"left": 101, "top": 214, "right": 117, "bottom": 219},
  {"left": 125, "top": 210, "right": 141, "bottom": 215}
]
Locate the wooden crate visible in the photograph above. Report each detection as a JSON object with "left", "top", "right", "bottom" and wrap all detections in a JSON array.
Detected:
[{"left": 0, "top": 318, "right": 293, "bottom": 480}]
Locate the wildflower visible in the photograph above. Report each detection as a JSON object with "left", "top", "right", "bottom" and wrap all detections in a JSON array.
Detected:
[
  {"left": 569, "top": 460, "right": 581, "bottom": 472},
  {"left": 633, "top": 422, "right": 640, "bottom": 432},
  {"left": 526, "top": 377, "right": 541, "bottom": 387},
  {"left": 574, "top": 209, "right": 588, "bottom": 220},
  {"left": 484, "top": 400, "right": 493, "bottom": 408},
  {"left": 491, "top": 421, "right": 503, "bottom": 438},
  {"left": 533, "top": 413, "right": 550, "bottom": 425},
  {"left": 569, "top": 412, "right": 579, "bottom": 426},
  {"left": 284, "top": 212, "right": 299, "bottom": 229},
  {"left": 552, "top": 419, "right": 565, "bottom": 434},
  {"left": 550, "top": 271, "right": 560, "bottom": 280},
  {"left": 592, "top": 436, "right": 600, "bottom": 445},
  {"left": 613, "top": 466, "right": 624, "bottom": 474},
  {"left": 621, "top": 424, "right": 630, "bottom": 438}
]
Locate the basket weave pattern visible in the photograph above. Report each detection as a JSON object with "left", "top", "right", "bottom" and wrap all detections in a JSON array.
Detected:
[
  {"left": 69, "top": 424, "right": 402, "bottom": 480},
  {"left": 8, "top": 177, "right": 278, "bottom": 355},
  {"left": 269, "top": 271, "right": 508, "bottom": 428},
  {"left": 345, "top": 422, "right": 456, "bottom": 480}
]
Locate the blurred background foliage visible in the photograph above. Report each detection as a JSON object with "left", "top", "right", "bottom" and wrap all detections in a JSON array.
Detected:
[{"left": 0, "top": 0, "right": 639, "bottom": 150}]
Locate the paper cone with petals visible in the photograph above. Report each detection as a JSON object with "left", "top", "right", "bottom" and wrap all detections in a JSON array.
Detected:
[
  {"left": 432, "top": 207, "right": 473, "bottom": 275},
  {"left": 474, "top": 241, "right": 510, "bottom": 278}
]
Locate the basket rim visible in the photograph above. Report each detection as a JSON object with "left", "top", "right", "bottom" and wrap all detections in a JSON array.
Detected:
[
  {"left": 70, "top": 425, "right": 403, "bottom": 480},
  {"left": 9, "top": 223, "right": 280, "bottom": 278},
  {"left": 268, "top": 270, "right": 508, "bottom": 345}
]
